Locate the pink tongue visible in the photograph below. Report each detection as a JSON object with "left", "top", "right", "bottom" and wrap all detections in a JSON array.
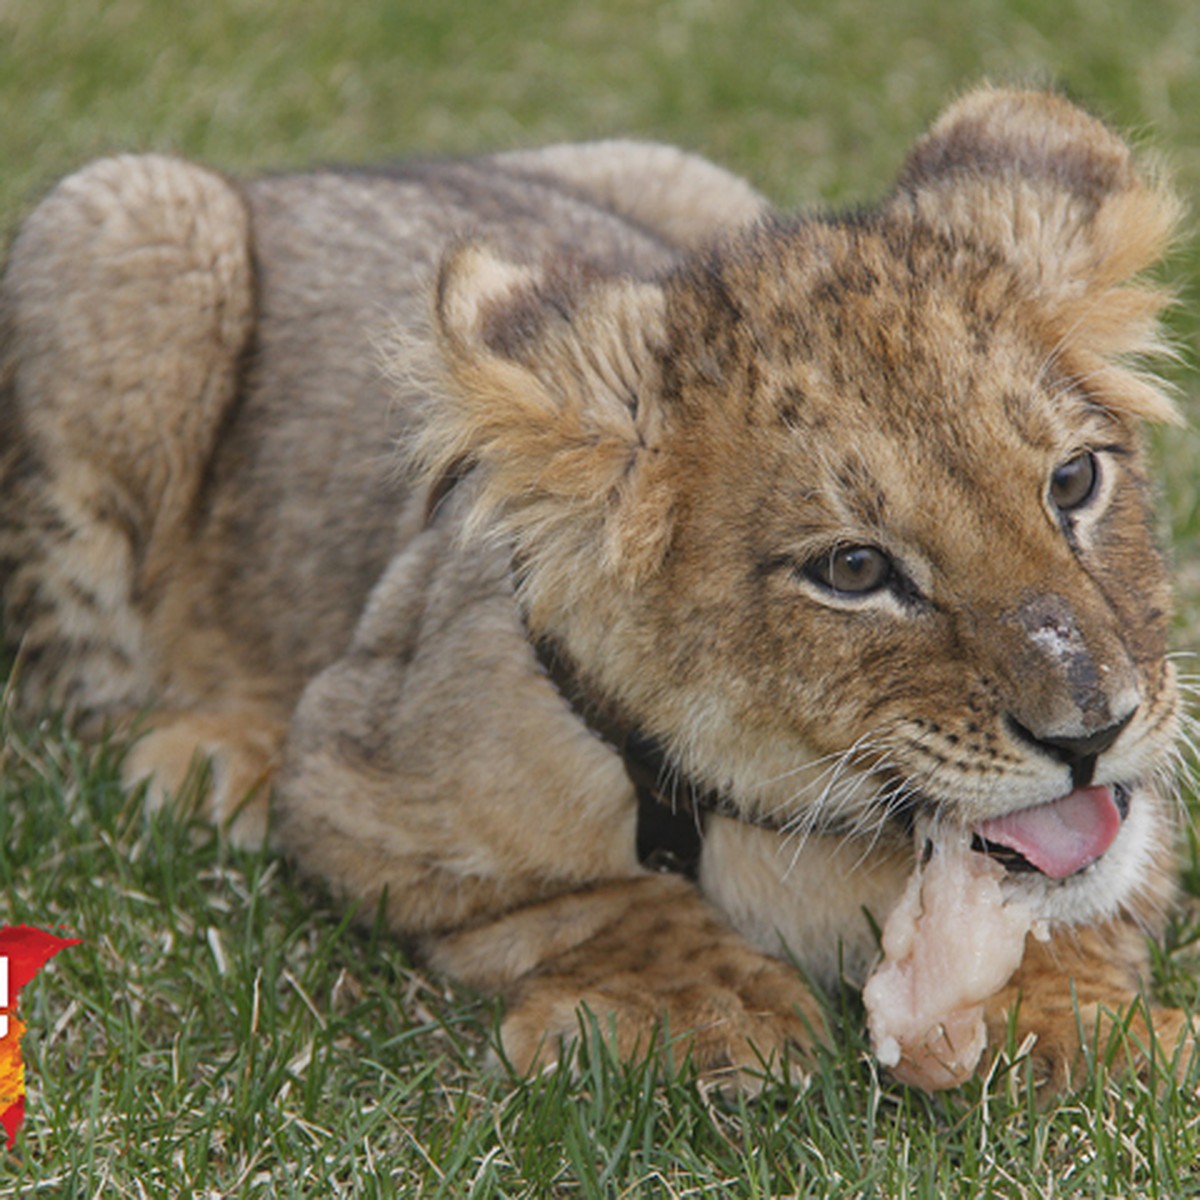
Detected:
[{"left": 975, "top": 785, "right": 1122, "bottom": 879}]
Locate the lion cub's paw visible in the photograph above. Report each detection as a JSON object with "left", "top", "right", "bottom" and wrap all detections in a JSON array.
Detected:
[
  {"left": 123, "top": 711, "right": 285, "bottom": 847},
  {"left": 1048, "top": 1004, "right": 1198, "bottom": 1092},
  {"left": 989, "top": 999, "right": 1199, "bottom": 1095},
  {"left": 500, "top": 924, "right": 823, "bottom": 1094},
  {"left": 1140, "top": 1006, "right": 1200, "bottom": 1085}
]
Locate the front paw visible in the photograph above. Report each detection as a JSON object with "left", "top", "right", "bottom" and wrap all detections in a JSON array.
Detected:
[
  {"left": 123, "top": 710, "right": 284, "bottom": 846},
  {"left": 993, "top": 999, "right": 1197, "bottom": 1093},
  {"left": 984, "top": 922, "right": 1198, "bottom": 1093},
  {"left": 499, "top": 926, "right": 824, "bottom": 1093}
]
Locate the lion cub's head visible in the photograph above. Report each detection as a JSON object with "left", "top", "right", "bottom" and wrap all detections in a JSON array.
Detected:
[{"left": 421, "top": 88, "right": 1184, "bottom": 925}]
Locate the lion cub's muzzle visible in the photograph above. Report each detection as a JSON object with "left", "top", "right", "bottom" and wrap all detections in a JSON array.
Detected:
[
  {"left": 971, "top": 710, "right": 1136, "bottom": 880},
  {"left": 1005, "top": 707, "right": 1135, "bottom": 789},
  {"left": 962, "top": 592, "right": 1148, "bottom": 881}
]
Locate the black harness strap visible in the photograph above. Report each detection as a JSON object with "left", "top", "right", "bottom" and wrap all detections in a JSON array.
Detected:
[
  {"left": 532, "top": 635, "right": 754, "bottom": 880},
  {"left": 531, "top": 633, "right": 907, "bottom": 874}
]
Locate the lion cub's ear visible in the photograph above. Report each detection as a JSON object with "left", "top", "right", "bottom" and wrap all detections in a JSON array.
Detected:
[
  {"left": 890, "top": 86, "right": 1182, "bottom": 422},
  {"left": 423, "top": 244, "right": 675, "bottom": 594}
]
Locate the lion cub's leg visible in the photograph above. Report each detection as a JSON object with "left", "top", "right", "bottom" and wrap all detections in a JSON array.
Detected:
[
  {"left": 428, "top": 875, "right": 825, "bottom": 1088},
  {"left": 0, "top": 154, "right": 254, "bottom": 722}
]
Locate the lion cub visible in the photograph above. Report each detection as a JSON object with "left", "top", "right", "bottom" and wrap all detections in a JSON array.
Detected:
[{"left": 0, "top": 88, "right": 1191, "bottom": 1091}]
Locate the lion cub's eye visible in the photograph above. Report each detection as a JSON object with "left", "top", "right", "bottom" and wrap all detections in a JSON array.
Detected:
[
  {"left": 1049, "top": 451, "right": 1098, "bottom": 513},
  {"left": 804, "top": 545, "right": 893, "bottom": 596}
]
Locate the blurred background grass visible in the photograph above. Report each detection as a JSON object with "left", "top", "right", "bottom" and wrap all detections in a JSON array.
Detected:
[
  {"left": 3, "top": 2, "right": 1200, "bottom": 1194},
  {"left": 3, "top": 0, "right": 1198, "bottom": 209}
]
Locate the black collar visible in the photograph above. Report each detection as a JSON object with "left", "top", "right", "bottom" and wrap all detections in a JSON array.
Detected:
[{"left": 531, "top": 635, "right": 788, "bottom": 880}]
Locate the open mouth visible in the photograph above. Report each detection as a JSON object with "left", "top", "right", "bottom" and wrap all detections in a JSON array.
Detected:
[{"left": 969, "top": 783, "right": 1131, "bottom": 879}]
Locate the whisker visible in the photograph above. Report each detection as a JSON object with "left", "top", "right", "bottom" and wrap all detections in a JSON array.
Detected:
[
  {"left": 776, "top": 719, "right": 951, "bottom": 875},
  {"left": 743, "top": 729, "right": 898, "bottom": 800},
  {"left": 763, "top": 729, "right": 898, "bottom": 820}
]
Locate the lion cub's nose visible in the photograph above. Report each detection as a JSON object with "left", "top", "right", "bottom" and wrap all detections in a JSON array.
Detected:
[{"left": 1006, "top": 709, "right": 1135, "bottom": 787}]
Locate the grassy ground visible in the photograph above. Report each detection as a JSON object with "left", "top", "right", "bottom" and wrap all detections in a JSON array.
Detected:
[{"left": 2, "top": 0, "right": 1200, "bottom": 1195}]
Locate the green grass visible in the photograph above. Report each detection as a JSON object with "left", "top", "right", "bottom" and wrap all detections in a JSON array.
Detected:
[{"left": 3, "top": 0, "right": 1200, "bottom": 1195}]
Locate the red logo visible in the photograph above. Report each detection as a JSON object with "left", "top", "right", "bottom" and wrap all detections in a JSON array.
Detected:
[{"left": 0, "top": 926, "right": 79, "bottom": 1149}]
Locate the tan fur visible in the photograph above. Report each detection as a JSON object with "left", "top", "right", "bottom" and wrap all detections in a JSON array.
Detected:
[
  {"left": 0, "top": 92, "right": 1192, "bottom": 1091},
  {"left": 124, "top": 710, "right": 286, "bottom": 844}
]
